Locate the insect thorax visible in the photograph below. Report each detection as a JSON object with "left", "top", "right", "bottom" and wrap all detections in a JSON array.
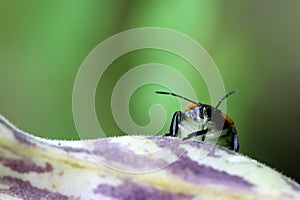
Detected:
[
  {"left": 183, "top": 106, "right": 211, "bottom": 124},
  {"left": 179, "top": 106, "right": 227, "bottom": 140},
  {"left": 178, "top": 107, "right": 209, "bottom": 139}
]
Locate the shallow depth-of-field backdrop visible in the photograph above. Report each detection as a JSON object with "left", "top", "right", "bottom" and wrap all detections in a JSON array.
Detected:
[{"left": 1, "top": 1, "right": 300, "bottom": 182}]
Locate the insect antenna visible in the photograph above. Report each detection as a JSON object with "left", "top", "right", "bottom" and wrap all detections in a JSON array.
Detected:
[
  {"left": 155, "top": 91, "right": 202, "bottom": 106},
  {"left": 215, "top": 90, "right": 238, "bottom": 109}
]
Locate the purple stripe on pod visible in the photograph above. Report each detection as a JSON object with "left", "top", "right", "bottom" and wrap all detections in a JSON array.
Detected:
[
  {"left": 149, "top": 136, "right": 235, "bottom": 157},
  {"left": 0, "top": 116, "right": 90, "bottom": 154},
  {"left": 90, "top": 139, "right": 168, "bottom": 170},
  {"left": 93, "top": 179, "right": 193, "bottom": 200},
  {"left": 148, "top": 136, "right": 253, "bottom": 189},
  {"left": 282, "top": 175, "right": 300, "bottom": 192},
  {"left": 149, "top": 136, "right": 218, "bottom": 162},
  {"left": 0, "top": 117, "right": 36, "bottom": 146},
  {"left": 166, "top": 153, "right": 254, "bottom": 190},
  {"left": 57, "top": 145, "right": 90, "bottom": 154},
  {"left": 0, "top": 156, "right": 53, "bottom": 173},
  {"left": 188, "top": 139, "right": 237, "bottom": 156},
  {"left": 148, "top": 136, "right": 187, "bottom": 157},
  {"left": 281, "top": 192, "right": 295, "bottom": 199},
  {"left": 0, "top": 176, "right": 72, "bottom": 200}
]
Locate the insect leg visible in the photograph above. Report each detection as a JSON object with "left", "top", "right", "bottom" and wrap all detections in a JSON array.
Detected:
[
  {"left": 232, "top": 130, "right": 239, "bottom": 152},
  {"left": 164, "top": 111, "right": 181, "bottom": 137},
  {"left": 182, "top": 129, "right": 208, "bottom": 141}
]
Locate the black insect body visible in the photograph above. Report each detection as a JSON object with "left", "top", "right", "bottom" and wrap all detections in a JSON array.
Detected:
[{"left": 156, "top": 90, "right": 239, "bottom": 152}]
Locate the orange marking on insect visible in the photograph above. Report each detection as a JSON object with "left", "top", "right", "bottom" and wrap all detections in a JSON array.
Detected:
[
  {"left": 221, "top": 113, "right": 236, "bottom": 129},
  {"left": 185, "top": 102, "right": 198, "bottom": 111}
]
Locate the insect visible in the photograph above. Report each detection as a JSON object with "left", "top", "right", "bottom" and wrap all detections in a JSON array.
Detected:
[{"left": 156, "top": 90, "right": 239, "bottom": 152}]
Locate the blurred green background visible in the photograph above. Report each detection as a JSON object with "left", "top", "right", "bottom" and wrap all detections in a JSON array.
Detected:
[{"left": 1, "top": 0, "right": 300, "bottom": 182}]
